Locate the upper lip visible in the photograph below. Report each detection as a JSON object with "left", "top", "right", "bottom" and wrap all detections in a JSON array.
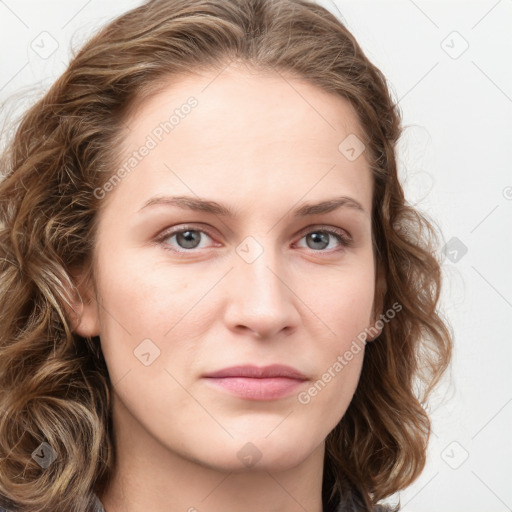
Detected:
[{"left": 203, "top": 364, "right": 308, "bottom": 380}]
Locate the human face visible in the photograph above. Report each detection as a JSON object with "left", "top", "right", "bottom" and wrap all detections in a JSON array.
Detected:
[{"left": 76, "top": 63, "right": 378, "bottom": 473}]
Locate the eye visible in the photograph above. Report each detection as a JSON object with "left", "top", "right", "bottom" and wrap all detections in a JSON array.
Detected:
[
  {"left": 296, "top": 227, "right": 352, "bottom": 253},
  {"left": 158, "top": 226, "right": 215, "bottom": 252},
  {"left": 156, "top": 224, "right": 352, "bottom": 254}
]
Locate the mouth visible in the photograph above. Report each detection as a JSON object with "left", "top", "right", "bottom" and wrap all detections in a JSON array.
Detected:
[{"left": 202, "top": 364, "right": 308, "bottom": 401}]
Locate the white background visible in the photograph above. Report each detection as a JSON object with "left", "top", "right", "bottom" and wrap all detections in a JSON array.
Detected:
[{"left": 1, "top": 1, "right": 511, "bottom": 511}]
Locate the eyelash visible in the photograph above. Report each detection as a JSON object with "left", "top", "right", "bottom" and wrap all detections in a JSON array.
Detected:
[{"left": 155, "top": 224, "right": 353, "bottom": 255}]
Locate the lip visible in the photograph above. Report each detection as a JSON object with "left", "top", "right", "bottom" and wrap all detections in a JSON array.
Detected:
[{"left": 203, "top": 364, "right": 308, "bottom": 401}]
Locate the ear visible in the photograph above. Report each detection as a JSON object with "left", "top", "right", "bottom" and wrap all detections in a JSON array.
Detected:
[
  {"left": 367, "top": 260, "right": 387, "bottom": 341},
  {"left": 66, "top": 266, "right": 101, "bottom": 338}
]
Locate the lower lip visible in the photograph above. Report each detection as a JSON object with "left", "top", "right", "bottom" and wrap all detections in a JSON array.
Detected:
[{"left": 204, "top": 377, "right": 306, "bottom": 400}]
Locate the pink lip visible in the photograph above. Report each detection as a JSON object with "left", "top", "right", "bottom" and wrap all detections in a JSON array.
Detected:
[{"left": 203, "top": 364, "right": 308, "bottom": 401}]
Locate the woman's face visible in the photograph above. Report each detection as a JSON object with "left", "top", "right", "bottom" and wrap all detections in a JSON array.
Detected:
[{"left": 75, "top": 64, "right": 379, "bottom": 473}]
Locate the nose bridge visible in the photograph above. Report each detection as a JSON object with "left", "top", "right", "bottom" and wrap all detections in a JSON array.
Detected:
[
  {"left": 234, "top": 234, "right": 286, "bottom": 302},
  {"left": 224, "top": 233, "right": 298, "bottom": 337}
]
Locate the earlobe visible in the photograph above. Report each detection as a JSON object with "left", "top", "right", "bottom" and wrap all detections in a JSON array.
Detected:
[
  {"left": 72, "top": 295, "right": 101, "bottom": 338},
  {"left": 66, "top": 269, "right": 101, "bottom": 338}
]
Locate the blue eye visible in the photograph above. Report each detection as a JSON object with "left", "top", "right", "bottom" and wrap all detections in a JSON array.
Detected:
[
  {"left": 161, "top": 228, "right": 213, "bottom": 250},
  {"left": 297, "top": 229, "right": 351, "bottom": 251},
  {"left": 157, "top": 225, "right": 352, "bottom": 254}
]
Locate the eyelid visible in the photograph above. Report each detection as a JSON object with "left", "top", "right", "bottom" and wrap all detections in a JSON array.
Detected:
[{"left": 296, "top": 224, "right": 352, "bottom": 242}]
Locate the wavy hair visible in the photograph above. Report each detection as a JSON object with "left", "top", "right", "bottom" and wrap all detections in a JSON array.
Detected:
[{"left": 0, "top": 0, "right": 452, "bottom": 510}]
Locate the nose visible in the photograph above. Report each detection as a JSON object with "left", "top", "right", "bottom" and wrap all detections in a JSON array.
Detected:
[{"left": 222, "top": 243, "right": 300, "bottom": 340}]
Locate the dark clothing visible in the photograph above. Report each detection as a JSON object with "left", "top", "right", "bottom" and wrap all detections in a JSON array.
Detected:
[
  {"left": 90, "top": 492, "right": 391, "bottom": 512},
  {"left": 0, "top": 490, "right": 392, "bottom": 511}
]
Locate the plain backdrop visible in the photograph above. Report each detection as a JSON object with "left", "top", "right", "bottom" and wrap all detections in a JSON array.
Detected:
[{"left": 1, "top": 1, "right": 511, "bottom": 511}]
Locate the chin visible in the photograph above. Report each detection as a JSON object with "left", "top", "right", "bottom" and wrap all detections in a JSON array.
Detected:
[{"left": 185, "top": 433, "right": 320, "bottom": 474}]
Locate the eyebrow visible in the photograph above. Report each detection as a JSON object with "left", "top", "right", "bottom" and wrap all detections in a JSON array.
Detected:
[{"left": 138, "top": 195, "right": 366, "bottom": 217}]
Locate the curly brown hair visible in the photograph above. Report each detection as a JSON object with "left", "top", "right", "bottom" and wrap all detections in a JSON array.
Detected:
[{"left": 0, "top": 0, "right": 452, "bottom": 510}]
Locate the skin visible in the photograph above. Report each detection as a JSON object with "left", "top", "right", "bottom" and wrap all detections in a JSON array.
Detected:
[{"left": 72, "top": 61, "right": 382, "bottom": 512}]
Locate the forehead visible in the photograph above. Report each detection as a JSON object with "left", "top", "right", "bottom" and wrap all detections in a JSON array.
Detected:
[
  {"left": 107, "top": 64, "right": 372, "bottom": 217},
  {"left": 124, "top": 63, "right": 366, "bottom": 147}
]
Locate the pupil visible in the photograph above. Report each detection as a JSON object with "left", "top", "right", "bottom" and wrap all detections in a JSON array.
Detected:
[
  {"left": 308, "top": 232, "right": 328, "bottom": 250},
  {"left": 178, "top": 230, "right": 200, "bottom": 248}
]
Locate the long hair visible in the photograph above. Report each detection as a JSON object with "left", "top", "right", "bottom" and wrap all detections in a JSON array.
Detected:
[{"left": 0, "top": 1, "right": 452, "bottom": 510}]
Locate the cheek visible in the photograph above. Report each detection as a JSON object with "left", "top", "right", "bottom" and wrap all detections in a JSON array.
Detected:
[
  {"left": 296, "top": 260, "right": 376, "bottom": 345},
  {"left": 92, "top": 251, "right": 199, "bottom": 378},
  {"left": 295, "top": 276, "right": 371, "bottom": 427},
  {"left": 292, "top": 261, "right": 374, "bottom": 409},
  {"left": 92, "top": 247, "right": 240, "bottom": 398}
]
